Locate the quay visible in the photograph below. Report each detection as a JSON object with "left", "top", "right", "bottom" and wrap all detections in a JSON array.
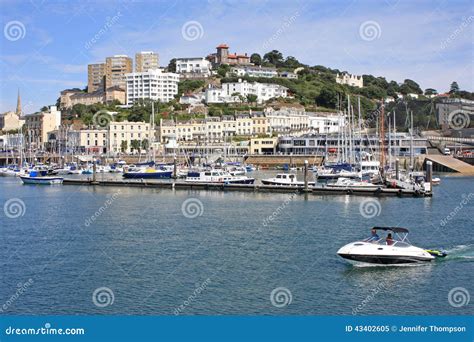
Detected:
[{"left": 62, "top": 178, "right": 431, "bottom": 197}]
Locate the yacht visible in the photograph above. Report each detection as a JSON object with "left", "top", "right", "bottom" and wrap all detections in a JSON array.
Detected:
[
  {"left": 185, "top": 170, "right": 255, "bottom": 184},
  {"left": 326, "top": 177, "right": 382, "bottom": 190},
  {"left": 20, "top": 170, "right": 63, "bottom": 185},
  {"left": 123, "top": 166, "right": 173, "bottom": 179},
  {"left": 261, "top": 173, "right": 314, "bottom": 186},
  {"left": 337, "top": 227, "right": 446, "bottom": 265}
]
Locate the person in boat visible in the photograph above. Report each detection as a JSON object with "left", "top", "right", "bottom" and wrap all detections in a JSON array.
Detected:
[
  {"left": 366, "top": 229, "right": 379, "bottom": 242},
  {"left": 386, "top": 233, "right": 394, "bottom": 245}
]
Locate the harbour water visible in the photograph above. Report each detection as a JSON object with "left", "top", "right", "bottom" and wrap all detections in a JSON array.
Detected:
[{"left": 0, "top": 174, "right": 473, "bottom": 315}]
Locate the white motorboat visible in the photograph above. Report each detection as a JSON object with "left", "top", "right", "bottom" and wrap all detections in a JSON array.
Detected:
[
  {"left": 326, "top": 177, "right": 382, "bottom": 190},
  {"left": 337, "top": 227, "right": 446, "bottom": 265},
  {"left": 185, "top": 170, "right": 255, "bottom": 184},
  {"left": 261, "top": 173, "right": 314, "bottom": 186},
  {"left": 20, "top": 170, "right": 63, "bottom": 185}
]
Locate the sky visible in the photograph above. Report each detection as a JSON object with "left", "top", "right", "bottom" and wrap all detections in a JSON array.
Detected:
[{"left": 0, "top": 0, "right": 473, "bottom": 113}]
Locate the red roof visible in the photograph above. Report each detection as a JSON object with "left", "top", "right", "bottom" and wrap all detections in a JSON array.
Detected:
[{"left": 216, "top": 44, "right": 229, "bottom": 49}]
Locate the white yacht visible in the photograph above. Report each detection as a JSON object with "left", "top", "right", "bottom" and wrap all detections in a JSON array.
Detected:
[
  {"left": 337, "top": 227, "right": 446, "bottom": 265},
  {"left": 261, "top": 173, "right": 314, "bottom": 186},
  {"left": 326, "top": 177, "right": 382, "bottom": 190},
  {"left": 185, "top": 170, "right": 255, "bottom": 184}
]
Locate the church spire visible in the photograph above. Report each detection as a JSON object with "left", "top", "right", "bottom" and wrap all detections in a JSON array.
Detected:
[{"left": 16, "top": 89, "right": 22, "bottom": 116}]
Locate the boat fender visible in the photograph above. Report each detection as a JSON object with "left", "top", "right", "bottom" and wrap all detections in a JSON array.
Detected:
[
  {"left": 391, "top": 181, "right": 397, "bottom": 188},
  {"left": 346, "top": 189, "right": 353, "bottom": 195}
]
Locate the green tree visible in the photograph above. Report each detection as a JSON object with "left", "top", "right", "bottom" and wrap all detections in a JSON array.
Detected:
[
  {"left": 283, "top": 56, "right": 301, "bottom": 69},
  {"left": 246, "top": 94, "right": 258, "bottom": 105},
  {"left": 399, "top": 79, "right": 422, "bottom": 95},
  {"left": 250, "top": 53, "right": 262, "bottom": 66},
  {"left": 120, "top": 140, "right": 128, "bottom": 153},
  {"left": 316, "top": 88, "right": 338, "bottom": 108},
  {"left": 424, "top": 88, "right": 437, "bottom": 95},
  {"left": 449, "top": 81, "right": 459, "bottom": 94},
  {"left": 263, "top": 50, "right": 284, "bottom": 66},
  {"left": 141, "top": 139, "right": 149, "bottom": 152},
  {"left": 167, "top": 58, "right": 176, "bottom": 73},
  {"left": 178, "top": 79, "right": 205, "bottom": 95},
  {"left": 130, "top": 139, "right": 141, "bottom": 153},
  {"left": 217, "top": 64, "right": 231, "bottom": 77}
]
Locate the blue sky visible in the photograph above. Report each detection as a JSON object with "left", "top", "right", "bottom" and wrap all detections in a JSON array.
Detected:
[{"left": 0, "top": 0, "right": 472, "bottom": 113}]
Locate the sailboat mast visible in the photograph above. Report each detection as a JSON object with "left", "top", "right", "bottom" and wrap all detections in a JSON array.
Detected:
[{"left": 380, "top": 101, "right": 385, "bottom": 172}]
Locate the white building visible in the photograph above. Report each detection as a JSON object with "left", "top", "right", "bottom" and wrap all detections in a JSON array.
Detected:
[
  {"left": 307, "top": 113, "right": 344, "bottom": 134},
  {"left": 108, "top": 121, "right": 151, "bottom": 153},
  {"left": 336, "top": 72, "right": 363, "bottom": 88},
  {"left": 205, "top": 80, "right": 288, "bottom": 104},
  {"left": 175, "top": 57, "right": 212, "bottom": 76},
  {"left": 230, "top": 65, "right": 278, "bottom": 78},
  {"left": 125, "top": 69, "right": 179, "bottom": 105}
]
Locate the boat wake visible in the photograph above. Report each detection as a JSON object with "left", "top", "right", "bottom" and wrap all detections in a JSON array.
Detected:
[{"left": 438, "top": 244, "right": 474, "bottom": 262}]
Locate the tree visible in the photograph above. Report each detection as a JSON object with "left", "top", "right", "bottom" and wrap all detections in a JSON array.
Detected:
[
  {"left": 250, "top": 53, "right": 262, "bottom": 66},
  {"left": 178, "top": 79, "right": 205, "bottom": 95},
  {"left": 217, "top": 64, "right": 230, "bottom": 77},
  {"left": 40, "top": 106, "right": 49, "bottom": 112},
  {"left": 130, "top": 139, "right": 141, "bottom": 153},
  {"left": 141, "top": 139, "right": 149, "bottom": 151},
  {"left": 424, "top": 88, "right": 437, "bottom": 96},
  {"left": 399, "top": 79, "right": 422, "bottom": 95},
  {"left": 283, "top": 56, "right": 301, "bottom": 69},
  {"left": 263, "top": 50, "right": 284, "bottom": 66},
  {"left": 246, "top": 94, "right": 258, "bottom": 105},
  {"left": 120, "top": 140, "right": 128, "bottom": 153},
  {"left": 449, "top": 81, "right": 459, "bottom": 94},
  {"left": 167, "top": 58, "right": 176, "bottom": 73},
  {"left": 316, "top": 88, "right": 338, "bottom": 108}
]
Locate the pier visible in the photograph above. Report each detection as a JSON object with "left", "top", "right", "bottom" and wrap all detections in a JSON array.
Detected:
[{"left": 62, "top": 178, "right": 431, "bottom": 197}]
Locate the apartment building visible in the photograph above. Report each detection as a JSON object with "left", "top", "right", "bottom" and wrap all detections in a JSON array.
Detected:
[
  {"left": 105, "top": 55, "right": 133, "bottom": 89},
  {"left": 335, "top": 72, "right": 364, "bottom": 88},
  {"left": 205, "top": 80, "right": 288, "bottom": 104},
  {"left": 23, "top": 106, "right": 61, "bottom": 148},
  {"left": 230, "top": 65, "right": 278, "bottom": 78},
  {"left": 87, "top": 63, "right": 106, "bottom": 93},
  {"left": 108, "top": 121, "right": 151, "bottom": 153},
  {"left": 0, "top": 111, "right": 24, "bottom": 132},
  {"left": 78, "top": 128, "right": 108, "bottom": 153},
  {"left": 135, "top": 51, "right": 159, "bottom": 72},
  {"left": 125, "top": 69, "right": 179, "bottom": 105},
  {"left": 175, "top": 57, "right": 212, "bottom": 77}
]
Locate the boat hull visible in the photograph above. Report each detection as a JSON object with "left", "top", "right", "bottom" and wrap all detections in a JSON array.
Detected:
[
  {"left": 20, "top": 176, "right": 63, "bottom": 185},
  {"left": 123, "top": 171, "right": 173, "bottom": 179},
  {"left": 338, "top": 253, "right": 434, "bottom": 265}
]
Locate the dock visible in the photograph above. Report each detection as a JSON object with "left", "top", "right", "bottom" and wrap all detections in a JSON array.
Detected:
[
  {"left": 62, "top": 178, "right": 431, "bottom": 197},
  {"left": 422, "top": 155, "right": 474, "bottom": 175}
]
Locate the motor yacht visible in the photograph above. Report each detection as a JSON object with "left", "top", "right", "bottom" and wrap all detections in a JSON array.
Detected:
[
  {"left": 261, "top": 173, "right": 314, "bottom": 186},
  {"left": 185, "top": 170, "right": 255, "bottom": 184},
  {"left": 337, "top": 227, "right": 446, "bottom": 265}
]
